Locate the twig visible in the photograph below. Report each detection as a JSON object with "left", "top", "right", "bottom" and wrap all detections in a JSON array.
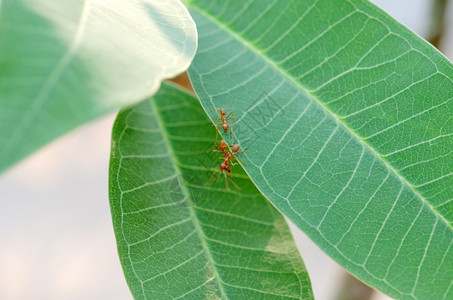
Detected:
[{"left": 428, "top": 0, "right": 449, "bottom": 49}]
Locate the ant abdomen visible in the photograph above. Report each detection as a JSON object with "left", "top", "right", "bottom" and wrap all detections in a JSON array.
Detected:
[{"left": 231, "top": 144, "right": 240, "bottom": 152}]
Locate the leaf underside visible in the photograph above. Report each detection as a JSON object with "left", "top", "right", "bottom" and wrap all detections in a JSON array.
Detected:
[
  {"left": 0, "top": 0, "right": 196, "bottom": 172},
  {"left": 109, "top": 82, "right": 313, "bottom": 299},
  {"left": 186, "top": 0, "right": 453, "bottom": 299}
]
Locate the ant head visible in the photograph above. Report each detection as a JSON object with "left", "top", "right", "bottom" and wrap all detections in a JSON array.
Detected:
[
  {"left": 220, "top": 163, "right": 227, "bottom": 171},
  {"left": 225, "top": 165, "right": 231, "bottom": 173},
  {"left": 222, "top": 123, "right": 228, "bottom": 132},
  {"left": 219, "top": 140, "right": 227, "bottom": 148},
  {"left": 220, "top": 108, "right": 227, "bottom": 115},
  {"left": 232, "top": 144, "right": 240, "bottom": 152}
]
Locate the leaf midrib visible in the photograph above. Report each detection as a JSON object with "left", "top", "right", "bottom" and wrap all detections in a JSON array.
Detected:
[
  {"left": 149, "top": 92, "right": 229, "bottom": 300},
  {"left": 187, "top": 3, "right": 452, "bottom": 231}
]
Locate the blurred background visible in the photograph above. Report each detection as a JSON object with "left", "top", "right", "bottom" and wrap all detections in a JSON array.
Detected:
[{"left": 1, "top": 0, "right": 452, "bottom": 299}]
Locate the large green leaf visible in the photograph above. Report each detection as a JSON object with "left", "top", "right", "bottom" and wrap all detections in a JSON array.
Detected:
[
  {"left": 186, "top": 0, "right": 453, "bottom": 299},
  {"left": 109, "top": 82, "right": 313, "bottom": 299},
  {"left": 0, "top": 0, "right": 196, "bottom": 172}
]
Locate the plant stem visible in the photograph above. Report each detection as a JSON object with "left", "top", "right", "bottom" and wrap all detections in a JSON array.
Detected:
[
  {"left": 168, "top": 72, "right": 194, "bottom": 91},
  {"left": 428, "top": 0, "right": 449, "bottom": 49},
  {"left": 336, "top": 272, "right": 374, "bottom": 300}
]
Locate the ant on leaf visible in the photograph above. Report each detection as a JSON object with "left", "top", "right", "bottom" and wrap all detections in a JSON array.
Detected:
[
  {"left": 208, "top": 139, "right": 247, "bottom": 191},
  {"left": 213, "top": 108, "right": 235, "bottom": 147}
]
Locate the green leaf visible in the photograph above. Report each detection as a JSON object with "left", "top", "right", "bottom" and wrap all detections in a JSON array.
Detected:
[
  {"left": 185, "top": 0, "right": 453, "bottom": 299},
  {"left": 109, "top": 82, "right": 313, "bottom": 299},
  {"left": 0, "top": 0, "right": 197, "bottom": 172}
]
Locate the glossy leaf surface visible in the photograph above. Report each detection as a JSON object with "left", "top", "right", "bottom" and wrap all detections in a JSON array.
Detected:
[
  {"left": 186, "top": 0, "right": 453, "bottom": 298},
  {"left": 0, "top": 0, "right": 196, "bottom": 171},
  {"left": 109, "top": 82, "right": 313, "bottom": 299}
]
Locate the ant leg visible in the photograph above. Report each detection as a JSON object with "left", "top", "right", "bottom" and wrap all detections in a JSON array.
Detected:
[
  {"left": 228, "top": 114, "right": 236, "bottom": 145},
  {"left": 206, "top": 169, "right": 221, "bottom": 186},
  {"left": 225, "top": 111, "right": 235, "bottom": 120},
  {"left": 227, "top": 173, "right": 241, "bottom": 191},
  {"left": 213, "top": 126, "right": 220, "bottom": 150},
  {"left": 230, "top": 148, "right": 247, "bottom": 165},
  {"left": 214, "top": 109, "right": 226, "bottom": 126},
  {"left": 229, "top": 157, "right": 246, "bottom": 166},
  {"left": 225, "top": 112, "right": 236, "bottom": 127},
  {"left": 206, "top": 170, "right": 216, "bottom": 185},
  {"left": 228, "top": 124, "right": 235, "bottom": 145},
  {"left": 234, "top": 148, "right": 248, "bottom": 155},
  {"left": 213, "top": 109, "right": 223, "bottom": 127},
  {"left": 223, "top": 171, "right": 230, "bottom": 191},
  {"left": 214, "top": 116, "right": 222, "bottom": 127},
  {"left": 233, "top": 157, "right": 247, "bottom": 166},
  {"left": 215, "top": 171, "right": 221, "bottom": 183},
  {"left": 227, "top": 113, "right": 236, "bottom": 128}
]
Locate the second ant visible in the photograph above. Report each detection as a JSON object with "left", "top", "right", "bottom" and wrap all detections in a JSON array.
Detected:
[{"left": 208, "top": 139, "right": 246, "bottom": 190}]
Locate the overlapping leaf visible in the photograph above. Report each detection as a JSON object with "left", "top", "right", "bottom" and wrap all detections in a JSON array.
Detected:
[
  {"left": 109, "top": 82, "right": 313, "bottom": 299},
  {"left": 186, "top": 0, "right": 453, "bottom": 298},
  {"left": 0, "top": 0, "right": 196, "bottom": 172}
]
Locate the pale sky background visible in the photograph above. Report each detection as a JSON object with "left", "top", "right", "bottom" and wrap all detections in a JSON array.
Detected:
[{"left": 0, "top": 1, "right": 452, "bottom": 299}]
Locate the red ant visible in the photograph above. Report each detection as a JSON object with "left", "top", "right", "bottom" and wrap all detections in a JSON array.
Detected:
[
  {"left": 213, "top": 108, "right": 235, "bottom": 147},
  {"left": 208, "top": 139, "right": 246, "bottom": 190}
]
